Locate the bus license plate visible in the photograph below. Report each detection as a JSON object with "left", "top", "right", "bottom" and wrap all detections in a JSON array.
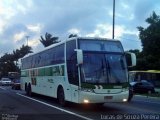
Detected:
[{"left": 104, "top": 96, "right": 113, "bottom": 100}]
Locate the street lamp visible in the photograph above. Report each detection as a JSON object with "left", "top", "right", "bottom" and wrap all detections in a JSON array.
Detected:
[
  {"left": 112, "top": 0, "right": 115, "bottom": 39},
  {"left": 26, "top": 36, "right": 30, "bottom": 46}
]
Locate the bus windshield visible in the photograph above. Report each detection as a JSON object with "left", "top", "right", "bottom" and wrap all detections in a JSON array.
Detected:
[
  {"left": 80, "top": 52, "right": 128, "bottom": 84},
  {"left": 79, "top": 39, "right": 123, "bottom": 53}
]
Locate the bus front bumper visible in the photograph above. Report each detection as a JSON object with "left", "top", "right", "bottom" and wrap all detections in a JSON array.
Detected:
[{"left": 79, "top": 90, "right": 129, "bottom": 104}]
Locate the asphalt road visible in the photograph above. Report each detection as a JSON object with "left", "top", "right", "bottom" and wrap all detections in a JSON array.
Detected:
[{"left": 0, "top": 86, "right": 160, "bottom": 120}]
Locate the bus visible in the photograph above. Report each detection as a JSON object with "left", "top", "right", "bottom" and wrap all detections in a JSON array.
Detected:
[
  {"left": 21, "top": 37, "right": 136, "bottom": 106},
  {"left": 129, "top": 70, "right": 160, "bottom": 93}
]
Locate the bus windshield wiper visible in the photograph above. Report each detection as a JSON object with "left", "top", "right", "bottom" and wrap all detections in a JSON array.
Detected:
[{"left": 104, "top": 55, "right": 110, "bottom": 84}]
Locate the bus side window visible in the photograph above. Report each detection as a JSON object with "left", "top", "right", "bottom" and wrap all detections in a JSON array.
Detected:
[{"left": 66, "top": 40, "right": 79, "bottom": 85}]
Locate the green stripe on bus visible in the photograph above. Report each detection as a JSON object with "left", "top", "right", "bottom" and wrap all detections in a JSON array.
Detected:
[
  {"left": 21, "top": 71, "right": 28, "bottom": 77},
  {"left": 52, "top": 65, "right": 64, "bottom": 76},
  {"left": 102, "top": 82, "right": 129, "bottom": 89},
  {"left": 81, "top": 82, "right": 129, "bottom": 89},
  {"left": 21, "top": 65, "right": 65, "bottom": 77},
  {"left": 38, "top": 68, "right": 45, "bottom": 76},
  {"left": 81, "top": 83, "right": 96, "bottom": 89},
  {"left": 45, "top": 67, "right": 52, "bottom": 76}
]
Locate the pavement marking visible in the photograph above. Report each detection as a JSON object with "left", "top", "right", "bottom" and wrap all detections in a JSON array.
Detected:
[
  {"left": 16, "top": 93, "right": 93, "bottom": 120},
  {"left": 0, "top": 86, "right": 6, "bottom": 90}
]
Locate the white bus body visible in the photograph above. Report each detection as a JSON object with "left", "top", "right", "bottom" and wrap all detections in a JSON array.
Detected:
[{"left": 21, "top": 37, "right": 135, "bottom": 105}]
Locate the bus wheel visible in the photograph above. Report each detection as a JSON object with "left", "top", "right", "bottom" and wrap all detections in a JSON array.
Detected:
[
  {"left": 27, "top": 83, "right": 32, "bottom": 96},
  {"left": 57, "top": 87, "right": 65, "bottom": 106},
  {"left": 128, "top": 94, "right": 133, "bottom": 102},
  {"left": 25, "top": 83, "right": 27, "bottom": 92},
  {"left": 128, "top": 91, "right": 133, "bottom": 102}
]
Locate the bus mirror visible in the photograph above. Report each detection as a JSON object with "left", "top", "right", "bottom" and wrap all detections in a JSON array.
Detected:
[
  {"left": 125, "top": 52, "right": 136, "bottom": 67},
  {"left": 75, "top": 49, "right": 83, "bottom": 65}
]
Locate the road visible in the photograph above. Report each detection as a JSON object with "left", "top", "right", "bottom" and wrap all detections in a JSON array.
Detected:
[{"left": 0, "top": 86, "right": 160, "bottom": 120}]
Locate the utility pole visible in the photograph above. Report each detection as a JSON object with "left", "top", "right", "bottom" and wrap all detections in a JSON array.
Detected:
[
  {"left": 26, "top": 36, "right": 29, "bottom": 46},
  {"left": 112, "top": 0, "right": 115, "bottom": 39}
]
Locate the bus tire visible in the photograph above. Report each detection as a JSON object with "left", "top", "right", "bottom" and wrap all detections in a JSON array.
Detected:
[
  {"left": 128, "top": 91, "right": 133, "bottom": 102},
  {"left": 57, "top": 87, "right": 65, "bottom": 106},
  {"left": 25, "top": 83, "right": 27, "bottom": 92},
  {"left": 27, "top": 83, "right": 32, "bottom": 96}
]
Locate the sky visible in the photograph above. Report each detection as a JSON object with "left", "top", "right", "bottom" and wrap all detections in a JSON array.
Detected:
[{"left": 0, "top": 0, "right": 160, "bottom": 56}]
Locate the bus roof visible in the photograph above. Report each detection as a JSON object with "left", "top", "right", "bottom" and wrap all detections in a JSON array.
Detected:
[{"left": 21, "top": 37, "right": 120, "bottom": 60}]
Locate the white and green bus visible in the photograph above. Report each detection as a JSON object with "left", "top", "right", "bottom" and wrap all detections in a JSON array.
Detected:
[{"left": 21, "top": 37, "right": 136, "bottom": 106}]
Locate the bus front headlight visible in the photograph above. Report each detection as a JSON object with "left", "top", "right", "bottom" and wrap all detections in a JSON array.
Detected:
[
  {"left": 83, "top": 99, "right": 90, "bottom": 103},
  {"left": 123, "top": 98, "right": 127, "bottom": 102}
]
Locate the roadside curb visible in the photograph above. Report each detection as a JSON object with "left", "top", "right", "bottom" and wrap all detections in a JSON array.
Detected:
[{"left": 135, "top": 95, "right": 160, "bottom": 100}]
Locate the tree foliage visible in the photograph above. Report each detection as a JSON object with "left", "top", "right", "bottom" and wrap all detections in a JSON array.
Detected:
[
  {"left": 136, "top": 11, "right": 160, "bottom": 70},
  {"left": 0, "top": 45, "right": 32, "bottom": 77},
  {"left": 40, "top": 32, "right": 59, "bottom": 47},
  {"left": 127, "top": 49, "right": 146, "bottom": 70},
  {"left": 68, "top": 34, "right": 78, "bottom": 38}
]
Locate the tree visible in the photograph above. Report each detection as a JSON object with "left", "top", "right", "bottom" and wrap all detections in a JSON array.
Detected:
[
  {"left": 0, "top": 53, "right": 19, "bottom": 77},
  {"left": 68, "top": 34, "right": 78, "bottom": 38},
  {"left": 19, "top": 45, "right": 33, "bottom": 58},
  {"left": 40, "top": 32, "right": 59, "bottom": 47},
  {"left": 127, "top": 49, "right": 147, "bottom": 70},
  {"left": 0, "top": 45, "right": 33, "bottom": 77},
  {"left": 13, "top": 45, "right": 32, "bottom": 61},
  {"left": 137, "top": 11, "right": 160, "bottom": 70}
]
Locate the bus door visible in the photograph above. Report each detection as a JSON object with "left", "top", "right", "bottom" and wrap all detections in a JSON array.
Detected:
[{"left": 66, "top": 40, "right": 79, "bottom": 103}]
